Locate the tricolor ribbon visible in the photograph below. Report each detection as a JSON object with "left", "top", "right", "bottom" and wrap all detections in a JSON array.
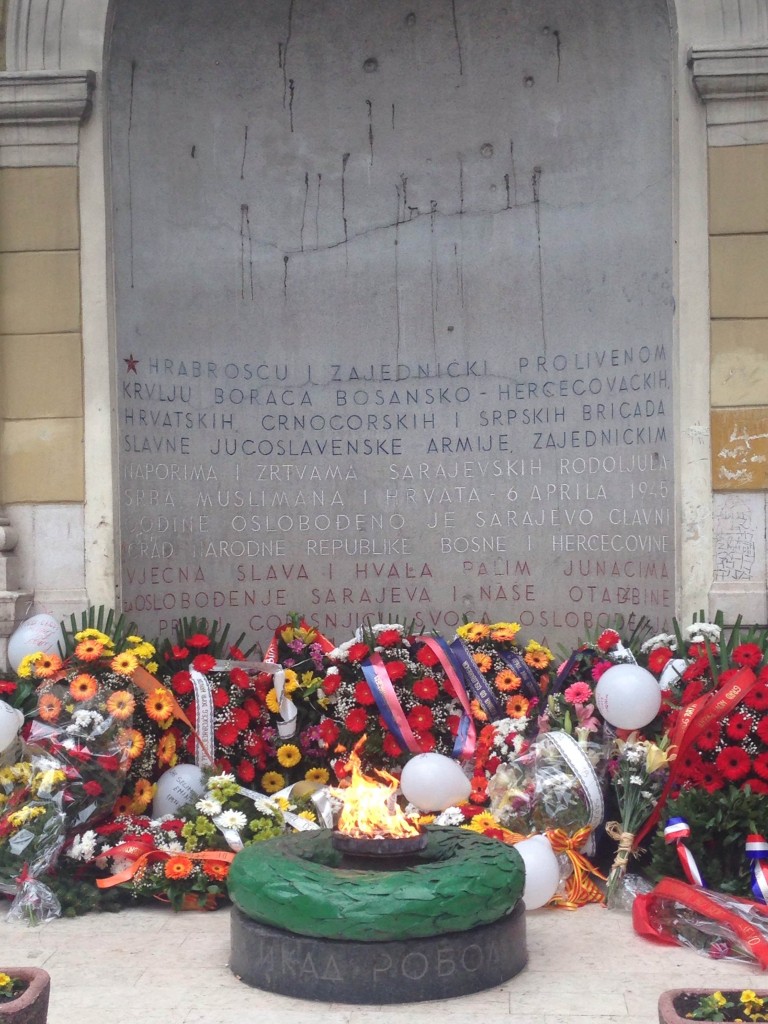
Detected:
[
  {"left": 746, "top": 834, "right": 768, "bottom": 904},
  {"left": 664, "top": 816, "right": 706, "bottom": 887},
  {"left": 361, "top": 653, "right": 423, "bottom": 755},
  {"left": 419, "top": 636, "right": 476, "bottom": 760}
]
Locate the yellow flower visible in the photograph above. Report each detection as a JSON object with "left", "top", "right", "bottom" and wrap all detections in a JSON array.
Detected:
[
  {"left": 34, "top": 768, "right": 66, "bottom": 797},
  {"left": 524, "top": 642, "right": 553, "bottom": 669},
  {"left": 261, "top": 771, "right": 285, "bottom": 793},
  {"left": 147, "top": 661, "right": 159, "bottom": 675},
  {"left": 127, "top": 640, "right": 156, "bottom": 662},
  {"left": 468, "top": 811, "right": 500, "bottom": 832},
  {"left": 106, "top": 689, "right": 136, "bottom": 720},
  {"left": 34, "top": 652, "right": 64, "bottom": 678},
  {"left": 74, "top": 639, "right": 105, "bottom": 662},
  {"left": 265, "top": 688, "right": 280, "bottom": 714},
  {"left": 111, "top": 651, "right": 139, "bottom": 675},
  {"left": 283, "top": 669, "right": 299, "bottom": 696},
  {"left": 646, "top": 739, "right": 676, "bottom": 773},
  {"left": 457, "top": 622, "right": 490, "bottom": 643},
  {"left": 490, "top": 622, "right": 521, "bottom": 642},
  {"left": 75, "top": 629, "right": 112, "bottom": 646},
  {"left": 298, "top": 810, "right": 317, "bottom": 822},
  {"left": 16, "top": 652, "right": 43, "bottom": 679},
  {"left": 277, "top": 744, "right": 301, "bottom": 768},
  {"left": 305, "top": 767, "right": 330, "bottom": 785}
]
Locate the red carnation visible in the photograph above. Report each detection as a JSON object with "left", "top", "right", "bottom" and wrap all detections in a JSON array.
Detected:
[
  {"left": 647, "top": 647, "right": 674, "bottom": 674},
  {"left": 100, "top": 755, "right": 121, "bottom": 773},
  {"left": 344, "top": 708, "right": 368, "bottom": 733},
  {"left": 407, "top": 705, "right": 434, "bottom": 732},
  {"left": 186, "top": 634, "right": 211, "bottom": 649},
  {"left": 377, "top": 628, "right": 402, "bottom": 648},
  {"left": 385, "top": 660, "right": 408, "bottom": 683},
  {"left": 413, "top": 677, "right": 439, "bottom": 701},
  {"left": 346, "top": 643, "right": 370, "bottom": 664},
  {"left": 192, "top": 653, "right": 217, "bottom": 673},
  {"left": 231, "top": 707, "right": 250, "bottom": 730},
  {"left": 354, "top": 681, "right": 377, "bottom": 706},
  {"left": 322, "top": 672, "right": 341, "bottom": 696},
  {"left": 415, "top": 645, "right": 440, "bottom": 668},
  {"left": 215, "top": 722, "right": 240, "bottom": 747},
  {"left": 244, "top": 733, "right": 265, "bottom": 758},
  {"left": 244, "top": 697, "right": 263, "bottom": 720},
  {"left": 382, "top": 733, "right": 403, "bottom": 757},
  {"left": 715, "top": 746, "right": 751, "bottom": 782},
  {"left": 230, "top": 667, "right": 251, "bottom": 689},
  {"left": 212, "top": 687, "right": 230, "bottom": 708},
  {"left": 171, "top": 670, "right": 193, "bottom": 695},
  {"left": 597, "top": 629, "right": 620, "bottom": 653},
  {"left": 82, "top": 780, "right": 103, "bottom": 797},
  {"left": 237, "top": 759, "right": 256, "bottom": 783},
  {"left": 161, "top": 819, "right": 184, "bottom": 833}
]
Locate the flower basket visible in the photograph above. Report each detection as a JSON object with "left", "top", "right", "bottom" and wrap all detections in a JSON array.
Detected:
[
  {"left": 658, "top": 988, "right": 768, "bottom": 1023},
  {"left": 0, "top": 967, "right": 50, "bottom": 1024}
]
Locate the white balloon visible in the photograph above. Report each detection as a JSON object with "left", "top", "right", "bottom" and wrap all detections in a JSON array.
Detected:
[
  {"left": 7, "top": 614, "right": 64, "bottom": 672},
  {"left": 152, "top": 764, "right": 207, "bottom": 817},
  {"left": 659, "top": 658, "right": 687, "bottom": 691},
  {"left": 400, "top": 752, "right": 472, "bottom": 811},
  {"left": 0, "top": 701, "right": 24, "bottom": 754},
  {"left": 594, "top": 663, "right": 662, "bottom": 730},
  {"left": 514, "top": 834, "right": 561, "bottom": 910}
]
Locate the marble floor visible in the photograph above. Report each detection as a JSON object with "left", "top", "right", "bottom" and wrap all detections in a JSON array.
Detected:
[{"left": 2, "top": 897, "right": 766, "bottom": 1024}]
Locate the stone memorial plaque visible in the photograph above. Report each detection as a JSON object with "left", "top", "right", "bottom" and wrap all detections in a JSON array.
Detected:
[{"left": 109, "top": 0, "right": 675, "bottom": 651}]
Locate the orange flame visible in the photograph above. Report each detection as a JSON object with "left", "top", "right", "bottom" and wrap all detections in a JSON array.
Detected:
[{"left": 331, "top": 737, "right": 420, "bottom": 840}]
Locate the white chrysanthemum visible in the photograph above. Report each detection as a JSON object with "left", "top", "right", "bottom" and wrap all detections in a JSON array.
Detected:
[
  {"left": 195, "top": 797, "right": 223, "bottom": 816},
  {"left": 214, "top": 810, "right": 248, "bottom": 831},
  {"left": 434, "top": 806, "right": 464, "bottom": 826},
  {"left": 208, "top": 772, "right": 236, "bottom": 786},
  {"left": 68, "top": 830, "right": 98, "bottom": 861},
  {"left": 684, "top": 621, "right": 721, "bottom": 643},
  {"left": 640, "top": 632, "right": 676, "bottom": 654}
]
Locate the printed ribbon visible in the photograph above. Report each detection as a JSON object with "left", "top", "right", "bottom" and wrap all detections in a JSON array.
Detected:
[
  {"left": 419, "top": 636, "right": 476, "bottom": 760},
  {"left": 362, "top": 653, "right": 423, "bottom": 754},
  {"left": 497, "top": 648, "right": 542, "bottom": 703},
  {"left": 133, "top": 664, "right": 215, "bottom": 767},
  {"left": 634, "top": 665, "right": 757, "bottom": 847},
  {"left": 546, "top": 826, "right": 607, "bottom": 909},
  {"left": 96, "top": 842, "right": 235, "bottom": 889},
  {"left": 746, "top": 834, "right": 768, "bottom": 904},
  {"left": 448, "top": 637, "right": 505, "bottom": 721},
  {"left": 664, "top": 816, "right": 706, "bottom": 887}
]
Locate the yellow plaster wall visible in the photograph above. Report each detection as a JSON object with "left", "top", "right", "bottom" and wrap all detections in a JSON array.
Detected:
[
  {"left": 709, "top": 144, "right": 768, "bottom": 492},
  {"left": 0, "top": 166, "right": 85, "bottom": 503}
]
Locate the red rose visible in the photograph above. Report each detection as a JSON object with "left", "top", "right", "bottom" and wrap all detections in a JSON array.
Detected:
[
  {"left": 415, "top": 645, "right": 440, "bottom": 668},
  {"left": 171, "top": 670, "right": 193, "bottom": 695},
  {"left": 377, "top": 628, "right": 402, "bottom": 648},
  {"left": 192, "top": 653, "right": 217, "bottom": 673},
  {"left": 186, "top": 634, "right": 211, "bottom": 649},
  {"left": 354, "top": 682, "right": 377, "bottom": 706},
  {"left": 385, "top": 660, "right": 408, "bottom": 683},
  {"left": 169, "top": 645, "right": 189, "bottom": 661},
  {"left": 715, "top": 746, "right": 751, "bottom": 782},
  {"left": 344, "top": 708, "right": 368, "bottom": 733},
  {"left": 231, "top": 707, "right": 250, "bottom": 730},
  {"left": 322, "top": 672, "right": 341, "bottom": 696},
  {"left": 382, "top": 733, "right": 403, "bottom": 757},
  {"left": 100, "top": 755, "right": 121, "bottom": 773},
  {"left": 237, "top": 759, "right": 256, "bottom": 783},
  {"left": 230, "top": 668, "right": 251, "bottom": 689},
  {"left": 346, "top": 643, "right": 370, "bottom": 664},
  {"left": 215, "top": 722, "right": 240, "bottom": 747},
  {"left": 212, "top": 687, "right": 230, "bottom": 708},
  {"left": 413, "top": 677, "right": 439, "bottom": 701}
]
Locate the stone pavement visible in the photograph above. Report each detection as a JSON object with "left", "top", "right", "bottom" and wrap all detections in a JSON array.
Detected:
[{"left": 2, "top": 900, "right": 765, "bottom": 1023}]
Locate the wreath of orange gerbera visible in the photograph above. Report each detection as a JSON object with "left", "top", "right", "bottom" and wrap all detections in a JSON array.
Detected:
[{"left": 69, "top": 673, "right": 99, "bottom": 701}]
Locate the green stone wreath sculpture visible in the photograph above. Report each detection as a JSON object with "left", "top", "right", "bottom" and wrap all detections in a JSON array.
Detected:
[{"left": 227, "top": 825, "right": 525, "bottom": 941}]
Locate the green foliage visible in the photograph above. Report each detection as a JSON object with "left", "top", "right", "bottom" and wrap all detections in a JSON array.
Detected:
[
  {"left": 646, "top": 785, "right": 768, "bottom": 897},
  {"left": 59, "top": 605, "right": 139, "bottom": 656},
  {"left": 672, "top": 609, "right": 768, "bottom": 688}
]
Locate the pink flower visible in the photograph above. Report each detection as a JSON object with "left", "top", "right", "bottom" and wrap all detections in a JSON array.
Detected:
[
  {"left": 575, "top": 702, "right": 600, "bottom": 732},
  {"left": 591, "top": 660, "right": 613, "bottom": 682},
  {"left": 564, "top": 681, "right": 592, "bottom": 706}
]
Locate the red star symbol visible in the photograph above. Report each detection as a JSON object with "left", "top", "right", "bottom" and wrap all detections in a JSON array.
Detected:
[{"left": 124, "top": 353, "right": 139, "bottom": 373}]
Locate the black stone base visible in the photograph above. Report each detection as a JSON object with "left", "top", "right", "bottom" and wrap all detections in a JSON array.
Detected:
[{"left": 229, "top": 900, "right": 527, "bottom": 1004}]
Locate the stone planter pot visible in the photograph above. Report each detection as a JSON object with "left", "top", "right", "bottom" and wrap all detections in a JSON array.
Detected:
[
  {"left": 658, "top": 988, "right": 768, "bottom": 1023},
  {"left": 0, "top": 968, "right": 50, "bottom": 1024}
]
